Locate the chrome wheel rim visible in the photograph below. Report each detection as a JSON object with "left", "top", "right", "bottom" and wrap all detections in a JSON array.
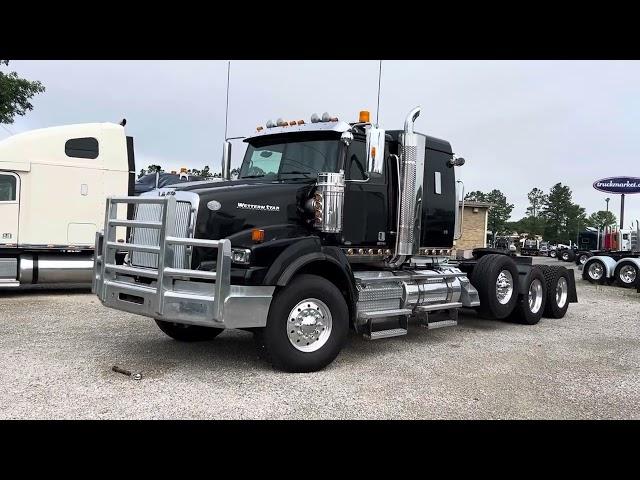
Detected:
[
  {"left": 562, "top": 252, "right": 569, "bottom": 261},
  {"left": 579, "top": 255, "right": 588, "bottom": 265},
  {"left": 528, "top": 278, "right": 543, "bottom": 314},
  {"left": 556, "top": 277, "right": 568, "bottom": 308},
  {"left": 619, "top": 265, "right": 637, "bottom": 284},
  {"left": 287, "top": 298, "right": 332, "bottom": 353},
  {"left": 496, "top": 270, "right": 514, "bottom": 305},
  {"left": 588, "top": 262, "right": 604, "bottom": 280}
]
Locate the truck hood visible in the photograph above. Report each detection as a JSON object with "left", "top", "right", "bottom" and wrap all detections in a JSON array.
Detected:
[{"left": 184, "top": 179, "right": 317, "bottom": 245}]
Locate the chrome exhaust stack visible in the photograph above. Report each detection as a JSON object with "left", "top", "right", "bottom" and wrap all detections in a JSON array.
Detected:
[{"left": 390, "top": 107, "right": 426, "bottom": 266}]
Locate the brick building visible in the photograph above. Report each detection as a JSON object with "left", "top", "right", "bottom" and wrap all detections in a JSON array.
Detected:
[{"left": 453, "top": 201, "right": 493, "bottom": 258}]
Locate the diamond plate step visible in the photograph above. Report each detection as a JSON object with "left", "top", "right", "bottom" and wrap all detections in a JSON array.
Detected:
[
  {"left": 425, "top": 319, "right": 458, "bottom": 330},
  {"left": 365, "top": 328, "right": 408, "bottom": 340},
  {"left": 357, "top": 308, "right": 413, "bottom": 320}
]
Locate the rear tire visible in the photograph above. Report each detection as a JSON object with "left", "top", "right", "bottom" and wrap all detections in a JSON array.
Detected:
[
  {"left": 582, "top": 259, "right": 607, "bottom": 285},
  {"left": 470, "top": 254, "right": 520, "bottom": 320},
  {"left": 549, "top": 250, "right": 557, "bottom": 258},
  {"left": 257, "top": 274, "right": 348, "bottom": 373},
  {"left": 155, "top": 320, "right": 223, "bottom": 342},
  {"left": 538, "top": 265, "right": 571, "bottom": 318},
  {"left": 509, "top": 267, "right": 547, "bottom": 325},
  {"left": 614, "top": 261, "right": 638, "bottom": 288}
]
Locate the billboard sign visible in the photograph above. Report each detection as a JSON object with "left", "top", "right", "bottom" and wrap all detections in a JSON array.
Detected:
[{"left": 593, "top": 176, "right": 640, "bottom": 194}]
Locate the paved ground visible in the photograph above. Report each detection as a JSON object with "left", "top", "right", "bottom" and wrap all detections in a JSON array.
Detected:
[{"left": 1, "top": 257, "right": 639, "bottom": 419}]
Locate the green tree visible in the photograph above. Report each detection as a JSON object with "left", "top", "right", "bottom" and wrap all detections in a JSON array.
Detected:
[
  {"left": 137, "top": 169, "right": 146, "bottom": 179},
  {"left": 465, "top": 189, "right": 514, "bottom": 240},
  {"left": 0, "top": 60, "right": 46, "bottom": 124},
  {"left": 541, "top": 183, "right": 586, "bottom": 243},
  {"left": 586, "top": 210, "right": 617, "bottom": 230},
  {"left": 146, "top": 164, "right": 163, "bottom": 174}
]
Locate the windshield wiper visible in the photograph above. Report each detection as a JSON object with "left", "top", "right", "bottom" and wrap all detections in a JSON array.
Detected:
[{"left": 241, "top": 174, "right": 265, "bottom": 178}]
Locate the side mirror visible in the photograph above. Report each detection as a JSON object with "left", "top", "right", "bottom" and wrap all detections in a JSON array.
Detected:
[{"left": 365, "top": 126, "right": 385, "bottom": 174}]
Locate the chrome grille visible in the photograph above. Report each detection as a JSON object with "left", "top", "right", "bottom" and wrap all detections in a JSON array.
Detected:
[{"left": 131, "top": 200, "right": 192, "bottom": 269}]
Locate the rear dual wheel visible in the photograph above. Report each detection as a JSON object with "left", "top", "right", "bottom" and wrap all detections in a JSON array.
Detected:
[
  {"left": 470, "top": 254, "right": 519, "bottom": 320},
  {"left": 538, "top": 265, "right": 571, "bottom": 318},
  {"left": 510, "top": 267, "right": 546, "bottom": 325},
  {"left": 614, "top": 261, "right": 638, "bottom": 288},
  {"left": 582, "top": 259, "right": 607, "bottom": 285}
]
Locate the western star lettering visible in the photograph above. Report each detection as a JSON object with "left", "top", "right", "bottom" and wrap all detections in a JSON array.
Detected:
[{"left": 237, "top": 202, "right": 280, "bottom": 212}]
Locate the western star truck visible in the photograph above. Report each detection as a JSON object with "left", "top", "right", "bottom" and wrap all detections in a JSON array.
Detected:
[{"left": 92, "top": 108, "right": 578, "bottom": 372}]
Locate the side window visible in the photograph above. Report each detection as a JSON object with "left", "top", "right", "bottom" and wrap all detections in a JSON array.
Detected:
[
  {"left": 0, "top": 174, "right": 17, "bottom": 202},
  {"left": 65, "top": 137, "right": 99, "bottom": 159}
]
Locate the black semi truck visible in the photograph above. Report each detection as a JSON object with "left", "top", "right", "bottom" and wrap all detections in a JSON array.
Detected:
[{"left": 93, "top": 108, "right": 578, "bottom": 372}]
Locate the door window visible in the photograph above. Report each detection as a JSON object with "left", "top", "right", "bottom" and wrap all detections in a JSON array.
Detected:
[
  {"left": 345, "top": 140, "right": 384, "bottom": 183},
  {"left": 0, "top": 174, "right": 17, "bottom": 202}
]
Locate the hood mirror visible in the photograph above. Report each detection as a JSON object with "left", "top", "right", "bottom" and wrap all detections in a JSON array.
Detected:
[{"left": 340, "top": 131, "right": 353, "bottom": 146}]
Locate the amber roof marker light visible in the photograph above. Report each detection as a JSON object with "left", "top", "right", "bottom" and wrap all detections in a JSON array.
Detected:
[{"left": 359, "top": 110, "right": 370, "bottom": 123}]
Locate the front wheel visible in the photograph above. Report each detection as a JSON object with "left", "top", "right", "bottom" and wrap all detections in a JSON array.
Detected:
[
  {"left": 549, "top": 250, "right": 557, "bottom": 258},
  {"left": 256, "top": 274, "right": 349, "bottom": 373},
  {"left": 155, "top": 319, "right": 223, "bottom": 342}
]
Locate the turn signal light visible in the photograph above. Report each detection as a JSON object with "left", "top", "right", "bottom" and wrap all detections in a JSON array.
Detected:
[
  {"left": 251, "top": 228, "right": 265, "bottom": 243},
  {"left": 359, "top": 110, "right": 370, "bottom": 123}
]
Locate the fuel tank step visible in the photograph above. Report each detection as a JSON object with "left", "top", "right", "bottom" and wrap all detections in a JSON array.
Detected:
[{"left": 358, "top": 308, "right": 413, "bottom": 320}]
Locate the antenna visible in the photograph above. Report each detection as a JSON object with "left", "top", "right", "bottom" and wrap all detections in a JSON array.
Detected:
[
  {"left": 375, "top": 60, "right": 382, "bottom": 127},
  {"left": 224, "top": 61, "right": 231, "bottom": 140}
]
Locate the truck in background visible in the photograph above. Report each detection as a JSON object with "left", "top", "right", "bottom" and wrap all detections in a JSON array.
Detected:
[
  {"left": 0, "top": 123, "right": 134, "bottom": 288},
  {"left": 581, "top": 223, "right": 640, "bottom": 288}
]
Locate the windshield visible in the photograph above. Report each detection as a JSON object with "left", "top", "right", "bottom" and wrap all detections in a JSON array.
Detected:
[{"left": 239, "top": 138, "right": 340, "bottom": 180}]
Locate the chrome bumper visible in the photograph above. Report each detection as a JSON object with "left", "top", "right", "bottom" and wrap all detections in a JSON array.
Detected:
[{"left": 92, "top": 195, "right": 274, "bottom": 329}]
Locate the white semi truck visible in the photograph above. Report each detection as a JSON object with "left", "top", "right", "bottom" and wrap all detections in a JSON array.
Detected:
[{"left": 0, "top": 122, "right": 134, "bottom": 288}]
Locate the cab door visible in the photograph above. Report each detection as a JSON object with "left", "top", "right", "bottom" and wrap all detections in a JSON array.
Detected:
[
  {"left": 341, "top": 139, "right": 389, "bottom": 247},
  {"left": 0, "top": 172, "right": 19, "bottom": 245}
]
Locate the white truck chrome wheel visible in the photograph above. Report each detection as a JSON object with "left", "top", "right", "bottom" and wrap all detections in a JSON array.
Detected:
[
  {"left": 588, "top": 262, "right": 604, "bottom": 280},
  {"left": 619, "top": 265, "right": 637, "bottom": 284},
  {"left": 528, "top": 278, "right": 543, "bottom": 314},
  {"left": 556, "top": 277, "right": 568, "bottom": 309},
  {"left": 496, "top": 270, "right": 514, "bottom": 305},
  {"left": 287, "top": 298, "right": 333, "bottom": 353},
  {"left": 579, "top": 254, "right": 589, "bottom": 265}
]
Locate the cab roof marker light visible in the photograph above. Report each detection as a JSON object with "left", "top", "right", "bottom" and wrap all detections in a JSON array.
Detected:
[
  {"left": 321, "top": 112, "right": 332, "bottom": 122},
  {"left": 266, "top": 119, "right": 276, "bottom": 128},
  {"left": 310, "top": 113, "right": 321, "bottom": 123}
]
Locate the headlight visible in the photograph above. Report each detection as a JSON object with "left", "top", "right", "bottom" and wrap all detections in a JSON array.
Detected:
[{"left": 231, "top": 248, "right": 251, "bottom": 265}]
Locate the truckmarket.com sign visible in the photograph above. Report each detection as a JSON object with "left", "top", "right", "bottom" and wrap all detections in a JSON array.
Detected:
[{"left": 593, "top": 176, "right": 640, "bottom": 194}]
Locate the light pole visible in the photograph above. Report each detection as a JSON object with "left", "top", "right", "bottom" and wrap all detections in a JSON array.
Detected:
[{"left": 605, "top": 197, "right": 610, "bottom": 213}]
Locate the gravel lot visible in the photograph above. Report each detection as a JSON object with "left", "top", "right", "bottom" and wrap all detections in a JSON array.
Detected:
[{"left": 1, "top": 257, "right": 639, "bottom": 419}]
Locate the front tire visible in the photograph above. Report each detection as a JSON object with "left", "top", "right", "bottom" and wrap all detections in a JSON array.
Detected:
[
  {"left": 549, "top": 249, "right": 557, "bottom": 258},
  {"left": 257, "top": 274, "right": 349, "bottom": 373},
  {"left": 577, "top": 252, "right": 591, "bottom": 266},
  {"left": 509, "top": 267, "right": 547, "bottom": 325},
  {"left": 614, "top": 261, "right": 638, "bottom": 288},
  {"left": 155, "top": 319, "right": 223, "bottom": 342},
  {"left": 470, "top": 254, "right": 520, "bottom": 320}
]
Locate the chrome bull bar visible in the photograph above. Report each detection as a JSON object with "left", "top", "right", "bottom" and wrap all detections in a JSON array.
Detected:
[{"left": 93, "top": 195, "right": 274, "bottom": 328}]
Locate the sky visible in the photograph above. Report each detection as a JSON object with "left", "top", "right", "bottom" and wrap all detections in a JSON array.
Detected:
[{"left": 2, "top": 60, "right": 639, "bottom": 228}]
